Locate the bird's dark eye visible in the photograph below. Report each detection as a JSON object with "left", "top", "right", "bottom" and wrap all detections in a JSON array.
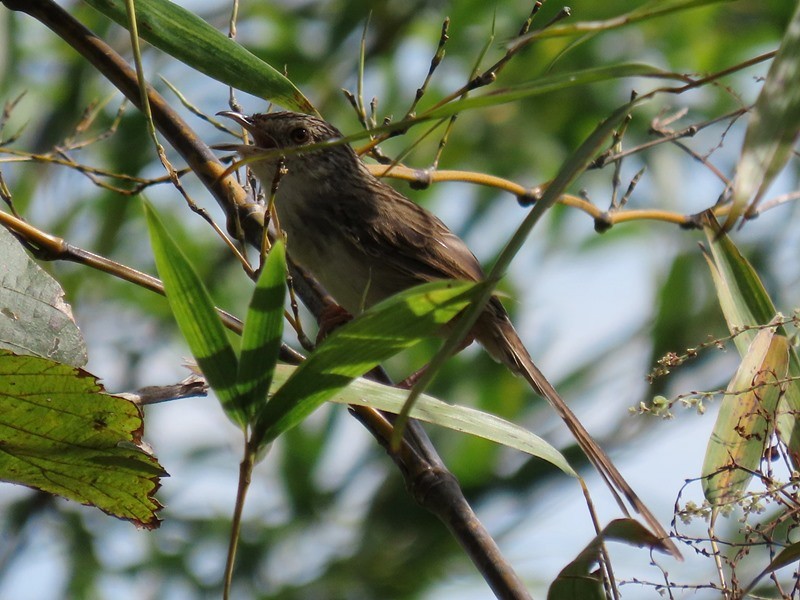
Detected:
[{"left": 289, "top": 127, "right": 310, "bottom": 144}]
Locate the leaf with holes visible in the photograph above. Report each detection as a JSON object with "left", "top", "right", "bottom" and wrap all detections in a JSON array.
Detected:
[{"left": 0, "top": 351, "right": 165, "bottom": 528}]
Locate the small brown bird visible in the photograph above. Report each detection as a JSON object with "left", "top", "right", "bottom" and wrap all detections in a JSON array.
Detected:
[{"left": 218, "top": 110, "right": 677, "bottom": 554}]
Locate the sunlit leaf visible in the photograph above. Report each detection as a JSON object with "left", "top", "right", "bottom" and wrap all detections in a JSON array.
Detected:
[
  {"left": 237, "top": 241, "right": 286, "bottom": 421},
  {"left": 143, "top": 201, "right": 243, "bottom": 425},
  {"left": 0, "top": 351, "right": 165, "bottom": 528},
  {"left": 269, "top": 364, "right": 576, "bottom": 476},
  {"left": 252, "top": 281, "right": 484, "bottom": 447},
  {"left": 85, "top": 0, "right": 315, "bottom": 112}
]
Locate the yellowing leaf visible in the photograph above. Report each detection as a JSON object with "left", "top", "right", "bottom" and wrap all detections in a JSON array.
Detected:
[
  {"left": 702, "top": 326, "right": 788, "bottom": 505},
  {"left": 703, "top": 218, "right": 800, "bottom": 471}
]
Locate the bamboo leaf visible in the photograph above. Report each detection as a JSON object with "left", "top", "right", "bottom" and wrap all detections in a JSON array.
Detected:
[
  {"left": 703, "top": 217, "right": 800, "bottom": 469},
  {"left": 269, "top": 364, "right": 576, "bottom": 476},
  {"left": 252, "top": 281, "right": 484, "bottom": 447},
  {"left": 744, "top": 540, "right": 800, "bottom": 595},
  {"left": 85, "top": 0, "right": 315, "bottom": 112},
  {"left": 423, "top": 63, "right": 679, "bottom": 121},
  {"left": 517, "top": 0, "right": 735, "bottom": 42},
  {"left": 701, "top": 326, "right": 788, "bottom": 505},
  {"left": 143, "top": 201, "right": 243, "bottom": 425},
  {"left": 237, "top": 242, "right": 286, "bottom": 421},
  {"left": 724, "top": 2, "right": 800, "bottom": 228},
  {"left": 548, "top": 518, "right": 674, "bottom": 600}
]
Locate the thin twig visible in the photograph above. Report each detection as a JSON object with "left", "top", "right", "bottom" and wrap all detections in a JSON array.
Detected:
[{"left": 119, "top": 374, "right": 208, "bottom": 405}]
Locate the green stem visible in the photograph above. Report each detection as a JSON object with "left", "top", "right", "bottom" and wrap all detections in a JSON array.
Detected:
[{"left": 223, "top": 440, "right": 256, "bottom": 599}]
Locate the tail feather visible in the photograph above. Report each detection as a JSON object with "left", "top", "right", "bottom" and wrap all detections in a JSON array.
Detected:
[{"left": 476, "top": 303, "right": 681, "bottom": 559}]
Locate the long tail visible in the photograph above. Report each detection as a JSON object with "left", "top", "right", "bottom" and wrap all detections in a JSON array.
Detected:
[{"left": 477, "top": 304, "right": 681, "bottom": 559}]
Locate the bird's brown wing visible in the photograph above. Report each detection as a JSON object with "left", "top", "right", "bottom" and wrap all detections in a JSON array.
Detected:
[{"left": 357, "top": 182, "right": 486, "bottom": 286}]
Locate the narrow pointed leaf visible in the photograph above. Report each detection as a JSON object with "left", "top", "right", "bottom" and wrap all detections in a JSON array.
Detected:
[
  {"left": 517, "top": 0, "right": 734, "bottom": 42},
  {"left": 143, "top": 202, "right": 243, "bottom": 425},
  {"left": 423, "top": 64, "right": 679, "bottom": 121},
  {"left": 268, "top": 364, "right": 575, "bottom": 476},
  {"left": 702, "top": 326, "right": 788, "bottom": 505},
  {"left": 548, "top": 518, "right": 673, "bottom": 600},
  {"left": 237, "top": 241, "right": 286, "bottom": 421},
  {"left": 703, "top": 223, "right": 776, "bottom": 353},
  {"left": 724, "top": 1, "right": 800, "bottom": 228},
  {"left": 252, "top": 281, "right": 483, "bottom": 447},
  {"left": 703, "top": 218, "right": 800, "bottom": 467},
  {"left": 0, "top": 351, "right": 165, "bottom": 528},
  {"left": 85, "top": 0, "right": 314, "bottom": 112},
  {"left": 745, "top": 541, "right": 800, "bottom": 595}
]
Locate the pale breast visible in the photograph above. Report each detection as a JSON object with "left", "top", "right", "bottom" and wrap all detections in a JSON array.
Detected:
[{"left": 274, "top": 180, "right": 386, "bottom": 314}]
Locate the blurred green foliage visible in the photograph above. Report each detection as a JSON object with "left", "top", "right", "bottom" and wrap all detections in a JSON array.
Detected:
[{"left": 0, "top": 0, "right": 798, "bottom": 598}]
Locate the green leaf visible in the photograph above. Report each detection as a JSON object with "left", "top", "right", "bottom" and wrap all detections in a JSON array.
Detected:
[
  {"left": 703, "top": 223, "right": 779, "bottom": 351},
  {"left": 84, "top": 0, "right": 315, "bottom": 112},
  {"left": 522, "top": 0, "right": 735, "bottom": 42},
  {"left": 269, "top": 364, "right": 576, "bottom": 476},
  {"left": 541, "top": 0, "right": 737, "bottom": 70},
  {"left": 724, "top": 1, "right": 800, "bottom": 227},
  {"left": 143, "top": 201, "right": 243, "bottom": 425},
  {"left": 548, "top": 518, "right": 673, "bottom": 600},
  {"left": 423, "top": 64, "right": 679, "bottom": 120},
  {"left": 237, "top": 241, "right": 286, "bottom": 421},
  {"left": 649, "top": 253, "right": 707, "bottom": 381},
  {"left": 745, "top": 540, "right": 800, "bottom": 595},
  {"left": 0, "top": 227, "right": 87, "bottom": 367},
  {"left": 252, "top": 280, "right": 483, "bottom": 447},
  {"left": 701, "top": 325, "right": 788, "bottom": 505},
  {"left": 703, "top": 219, "right": 800, "bottom": 467},
  {"left": 0, "top": 350, "right": 165, "bottom": 528}
]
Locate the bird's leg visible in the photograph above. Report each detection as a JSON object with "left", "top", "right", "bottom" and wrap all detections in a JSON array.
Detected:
[
  {"left": 315, "top": 303, "right": 353, "bottom": 344},
  {"left": 397, "top": 336, "right": 476, "bottom": 389}
]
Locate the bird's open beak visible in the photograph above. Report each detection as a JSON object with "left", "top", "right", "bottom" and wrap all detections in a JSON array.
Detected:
[
  {"left": 214, "top": 111, "right": 263, "bottom": 152},
  {"left": 216, "top": 110, "right": 255, "bottom": 134},
  {"left": 216, "top": 111, "right": 280, "bottom": 152}
]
